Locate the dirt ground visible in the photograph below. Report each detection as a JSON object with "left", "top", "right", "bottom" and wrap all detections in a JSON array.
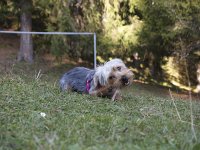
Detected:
[
  {"left": 0, "top": 34, "right": 199, "bottom": 101},
  {"left": 0, "top": 34, "right": 19, "bottom": 70}
]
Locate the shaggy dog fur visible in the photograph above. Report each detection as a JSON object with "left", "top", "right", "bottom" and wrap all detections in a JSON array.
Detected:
[{"left": 59, "top": 58, "right": 133, "bottom": 100}]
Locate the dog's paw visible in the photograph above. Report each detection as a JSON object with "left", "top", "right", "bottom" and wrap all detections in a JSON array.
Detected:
[
  {"left": 89, "top": 91, "right": 97, "bottom": 96},
  {"left": 111, "top": 89, "right": 122, "bottom": 101}
]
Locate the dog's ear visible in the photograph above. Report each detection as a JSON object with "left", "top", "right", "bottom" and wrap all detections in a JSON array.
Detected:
[
  {"left": 93, "top": 66, "right": 108, "bottom": 88},
  {"left": 93, "top": 74, "right": 99, "bottom": 88},
  {"left": 93, "top": 73, "right": 106, "bottom": 88},
  {"left": 98, "top": 73, "right": 107, "bottom": 86}
]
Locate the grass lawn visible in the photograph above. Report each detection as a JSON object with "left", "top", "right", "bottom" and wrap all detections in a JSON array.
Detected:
[{"left": 0, "top": 62, "right": 200, "bottom": 150}]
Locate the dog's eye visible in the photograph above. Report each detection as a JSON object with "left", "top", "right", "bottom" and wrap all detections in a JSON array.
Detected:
[
  {"left": 109, "top": 76, "right": 115, "bottom": 80},
  {"left": 117, "top": 66, "right": 121, "bottom": 71}
]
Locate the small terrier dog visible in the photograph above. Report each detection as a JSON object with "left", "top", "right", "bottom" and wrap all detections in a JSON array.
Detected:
[{"left": 59, "top": 58, "right": 133, "bottom": 100}]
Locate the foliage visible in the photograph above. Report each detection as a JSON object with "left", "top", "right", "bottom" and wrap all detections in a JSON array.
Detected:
[
  {"left": 169, "top": 0, "right": 200, "bottom": 86},
  {"left": 132, "top": 0, "right": 200, "bottom": 86},
  {"left": 0, "top": 0, "right": 199, "bottom": 88},
  {"left": 94, "top": 0, "right": 143, "bottom": 59},
  {"left": 0, "top": 0, "right": 19, "bottom": 29},
  {"left": 135, "top": 0, "right": 175, "bottom": 80},
  {"left": 162, "top": 0, "right": 200, "bottom": 87}
]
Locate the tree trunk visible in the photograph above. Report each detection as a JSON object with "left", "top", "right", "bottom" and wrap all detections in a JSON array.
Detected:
[{"left": 18, "top": 0, "right": 33, "bottom": 63}]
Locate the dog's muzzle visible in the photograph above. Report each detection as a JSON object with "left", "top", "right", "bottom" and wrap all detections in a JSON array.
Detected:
[{"left": 121, "top": 75, "right": 130, "bottom": 85}]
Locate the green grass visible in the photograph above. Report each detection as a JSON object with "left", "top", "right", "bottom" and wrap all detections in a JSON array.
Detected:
[{"left": 0, "top": 63, "right": 200, "bottom": 150}]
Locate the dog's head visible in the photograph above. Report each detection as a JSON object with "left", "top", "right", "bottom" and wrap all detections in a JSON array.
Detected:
[
  {"left": 93, "top": 58, "right": 134, "bottom": 89},
  {"left": 105, "top": 58, "right": 134, "bottom": 88}
]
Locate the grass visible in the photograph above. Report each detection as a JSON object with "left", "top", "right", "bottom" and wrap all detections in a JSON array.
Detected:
[{"left": 0, "top": 62, "right": 200, "bottom": 150}]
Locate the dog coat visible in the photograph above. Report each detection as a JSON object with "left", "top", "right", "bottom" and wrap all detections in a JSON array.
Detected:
[{"left": 86, "top": 71, "right": 95, "bottom": 93}]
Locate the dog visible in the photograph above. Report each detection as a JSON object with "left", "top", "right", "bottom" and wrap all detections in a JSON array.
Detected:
[{"left": 59, "top": 58, "right": 133, "bottom": 100}]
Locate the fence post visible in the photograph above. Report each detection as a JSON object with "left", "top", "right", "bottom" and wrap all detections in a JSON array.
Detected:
[{"left": 94, "top": 33, "right": 97, "bottom": 69}]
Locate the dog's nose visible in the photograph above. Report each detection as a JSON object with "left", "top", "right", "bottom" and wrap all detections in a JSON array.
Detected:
[{"left": 121, "top": 76, "right": 129, "bottom": 84}]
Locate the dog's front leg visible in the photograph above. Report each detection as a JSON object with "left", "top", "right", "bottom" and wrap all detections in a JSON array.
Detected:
[
  {"left": 89, "top": 85, "right": 98, "bottom": 96},
  {"left": 89, "top": 86, "right": 109, "bottom": 97},
  {"left": 111, "top": 89, "right": 122, "bottom": 101},
  {"left": 89, "top": 90, "right": 98, "bottom": 96}
]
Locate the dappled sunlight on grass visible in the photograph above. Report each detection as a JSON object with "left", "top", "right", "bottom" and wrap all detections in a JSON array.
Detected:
[
  {"left": 160, "top": 82, "right": 172, "bottom": 88},
  {"left": 170, "top": 80, "right": 197, "bottom": 92}
]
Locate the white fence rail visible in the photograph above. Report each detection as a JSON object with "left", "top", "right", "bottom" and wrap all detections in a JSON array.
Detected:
[{"left": 0, "top": 31, "right": 97, "bottom": 69}]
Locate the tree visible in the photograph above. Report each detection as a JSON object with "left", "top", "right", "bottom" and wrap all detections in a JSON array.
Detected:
[{"left": 17, "top": 0, "right": 33, "bottom": 63}]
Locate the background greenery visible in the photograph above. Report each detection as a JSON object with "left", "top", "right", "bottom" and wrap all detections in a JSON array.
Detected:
[
  {"left": 0, "top": 1, "right": 200, "bottom": 149},
  {"left": 0, "top": 0, "right": 200, "bottom": 90}
]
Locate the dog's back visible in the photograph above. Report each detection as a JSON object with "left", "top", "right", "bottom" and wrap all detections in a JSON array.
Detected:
[{"left": 59, "top": 67, "right": 95, "bottom": 93}]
